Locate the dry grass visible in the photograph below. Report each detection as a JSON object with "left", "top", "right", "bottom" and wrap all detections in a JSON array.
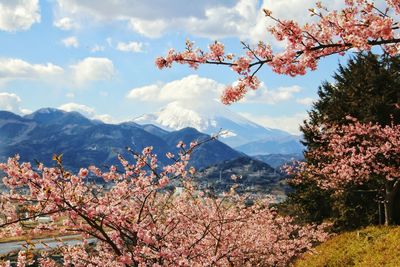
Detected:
[{"left": 295, "top": 226, "right": 400, "bottom": 267}]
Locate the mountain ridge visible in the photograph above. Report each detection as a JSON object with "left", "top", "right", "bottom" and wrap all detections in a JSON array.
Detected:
[{"left": 0, "top": 108, "right": 243, "bottom": 170}]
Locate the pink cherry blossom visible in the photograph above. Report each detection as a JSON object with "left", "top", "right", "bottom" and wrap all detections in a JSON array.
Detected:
[
  {"left": 157, "top": 0, "right": 400, "bottom": 104},
  {"left": 287, "top": 118, "right": 400, "bottom": 225},
  {"left": 0, "top": 140, "right": 328, "bottom": 265}
]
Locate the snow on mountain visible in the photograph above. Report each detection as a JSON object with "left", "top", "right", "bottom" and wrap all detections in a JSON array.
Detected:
[{"left": 133, "top": 100, "right": 291, "bottom": 147}]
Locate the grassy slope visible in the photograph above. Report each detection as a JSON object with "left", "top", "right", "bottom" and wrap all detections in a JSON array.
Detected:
[{"left": 295, "top": 226, "right": 400, "bottom": 267}]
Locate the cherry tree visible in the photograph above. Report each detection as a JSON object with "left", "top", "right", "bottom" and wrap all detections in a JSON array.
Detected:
[
  {"left": 287, "top": 118, "right": 400, "bottom": 225},
  {"left": 156, "top": 0, "right": 400, "bottom": 104},
  {"left": 0, "top": 141, "right": 328, "bottom": 266}
]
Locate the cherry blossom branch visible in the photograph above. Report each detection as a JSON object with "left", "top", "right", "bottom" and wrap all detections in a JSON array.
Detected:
[{"left": 156, "top": 0, "right": 400, "bottom": 104}]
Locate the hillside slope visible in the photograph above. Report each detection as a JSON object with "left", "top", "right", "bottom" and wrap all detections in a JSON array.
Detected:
[
  {"left": 195, "top": 156, "right": 287, "bottom": 196},
  {"left": 295, "top": 226, "right": 400, "bottom": 267}
]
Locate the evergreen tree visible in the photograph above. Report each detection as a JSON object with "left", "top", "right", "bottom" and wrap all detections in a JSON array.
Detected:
[{"left": 284, "top": 53, "right": 400, "bottom": 231}]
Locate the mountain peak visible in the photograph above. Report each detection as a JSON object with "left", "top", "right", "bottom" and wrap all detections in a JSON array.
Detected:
[
  {"left": 25, "top": 107, "right": 64, "bottom": 117},
  {"left": 24, "top": 108, "right": 92, "bottom": 125},
  {"left": 133, "top": 100, "right": 290, "bottom": 147}
]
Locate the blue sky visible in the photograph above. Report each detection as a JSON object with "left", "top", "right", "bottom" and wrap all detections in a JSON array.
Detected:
[{"left": 0, "top": 0, "right": 351, "bottom": 134}]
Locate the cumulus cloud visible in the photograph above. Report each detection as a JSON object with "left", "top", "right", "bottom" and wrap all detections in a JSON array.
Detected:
[
  {"left": 62, "top": 36, "right": 79, "bottom": 48},
  {"left": 0, "top": 92, "right": 31, "bottom": 114},
  {"left": 53, "top": 16, "right": 79, "bottom": 30},
  {"left": 128, "top": 19, "right": 168, "bottom": 38},
  {"left": 70, "top": 57, "right": 115, "bottom": 84},
  {"left": 55, "top": 0, "right": 231, "bottom": 21},
  {"left": 0, "top": 0, "right": 41, "bottom": 32},
  {"left": 178, "top": 0, "right": 259, "bottom": 40},
  {"left": 126, "top": 75, "right": 224, "bottom": 103},
  {"left": 116, "top": 41, "right": 145, "bottom": 53},
  {"left": 0, "top": 57, "right": 114, "bottom": 86},
  {"left": 127, "top": 75, "right": 302, "bottom": 105},
  {"left": 58, "top": 102, "right": 115, "bottom": 123},
  {"left": 55, "top": 0, "right": 252, "bottom": 39},
  {"left": 240, "top": 112, "right": 308, "bottom": 135},
  {"left": 0, "top": 58, "right": 64, "bottom": 82},
  {"left": 243, "top": 84, "right": 302, "bottom": 104},
  {"left": 296, "top": 97, "right": 315, "bottom": 106},
  {"left": 54, "top": 0, "right": 344, "bottom": 43}
]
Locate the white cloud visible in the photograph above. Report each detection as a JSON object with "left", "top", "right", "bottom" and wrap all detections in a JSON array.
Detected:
[
  {"left": 70, "top": 57, "right": 115, "bottom": 84},
  {"left": 58, "top": 102, "right": 115, "bottom": 123},
  {"left": 54, "top": 0, "right": 344, "bottom": 43},
  {"left": 0, "top": 0, "right": 40, "bottom": 32},
  {"left": 0, "top": 57, "right": 114, "bottom": 87},
  {"left": 0, "top": 58, "right": 64, "bottom": 82},
  {"left": 243, "top": 84, "right": 302, "bottom": 104},
  {"left": 127, "top": 75, "right": 302, "bottom": 106},
  {"left": 116, "top": 41, "right": 145, "bottom": 53},
  {"left": 296, "top": 97, "right": 315, "bottom": 106},
  {"left": 93, "top": 114, "right": 114, "bottom": 123},
  {"left": 54, "top": 17, "right": 79, "bottom": 30},
  {"left": 240, "top": 112, "right": 307, "bottom": 135},
  {"left": 128, "top": 19, "right": 169, "bottom": 38},
  {"left": 127, "top": 84, "right": 162, "bottom": 101},
  {"left": 57, "top": 0, "right": 255, "bottom": 40},
  {"left": 62, "top": 36, "right": 79, "bottom": 48},
  {"left": 180, "top": 0, "right": 259, "bottom": 40},
  {"left": 55, "top": 0, "right": 229, "bottom": 21},
  {"left": 126, "top": 75, "right": 224, "bottom": 102},
  {"left": 0, "top": 92, "right": 30, "bottom": 114},
  {"left": 20, "top": 108, "right": 32, "bottom": 114},
  {"left": 59, "top": 102, "right": 95, "bottom": 116},
  {"left": 91, "top": 44, "right": 105, "bottom": 53},
  {"left": 66, "top": 92, "right": 75, "bottom": 98}
]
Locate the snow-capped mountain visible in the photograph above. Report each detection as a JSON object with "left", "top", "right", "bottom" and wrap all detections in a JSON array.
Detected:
[{"left": 133, "top": 100, "right": 292, "bottom": 148}]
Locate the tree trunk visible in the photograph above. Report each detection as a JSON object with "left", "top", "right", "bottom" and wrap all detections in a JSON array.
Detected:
[
  {"left": 384, "top": 195, "right": 393, "bottom": 226},
  {"left": 384, "top": 182, "right": 398, "bottom": 226}
]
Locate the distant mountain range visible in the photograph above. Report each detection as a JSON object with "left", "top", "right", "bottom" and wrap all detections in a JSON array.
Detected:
[
  {"left": 133, "top": 100, "right": 304, "bottom": 154},
  {"left": 0, "top": 108, "right": 244, "bottom": 170}
]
